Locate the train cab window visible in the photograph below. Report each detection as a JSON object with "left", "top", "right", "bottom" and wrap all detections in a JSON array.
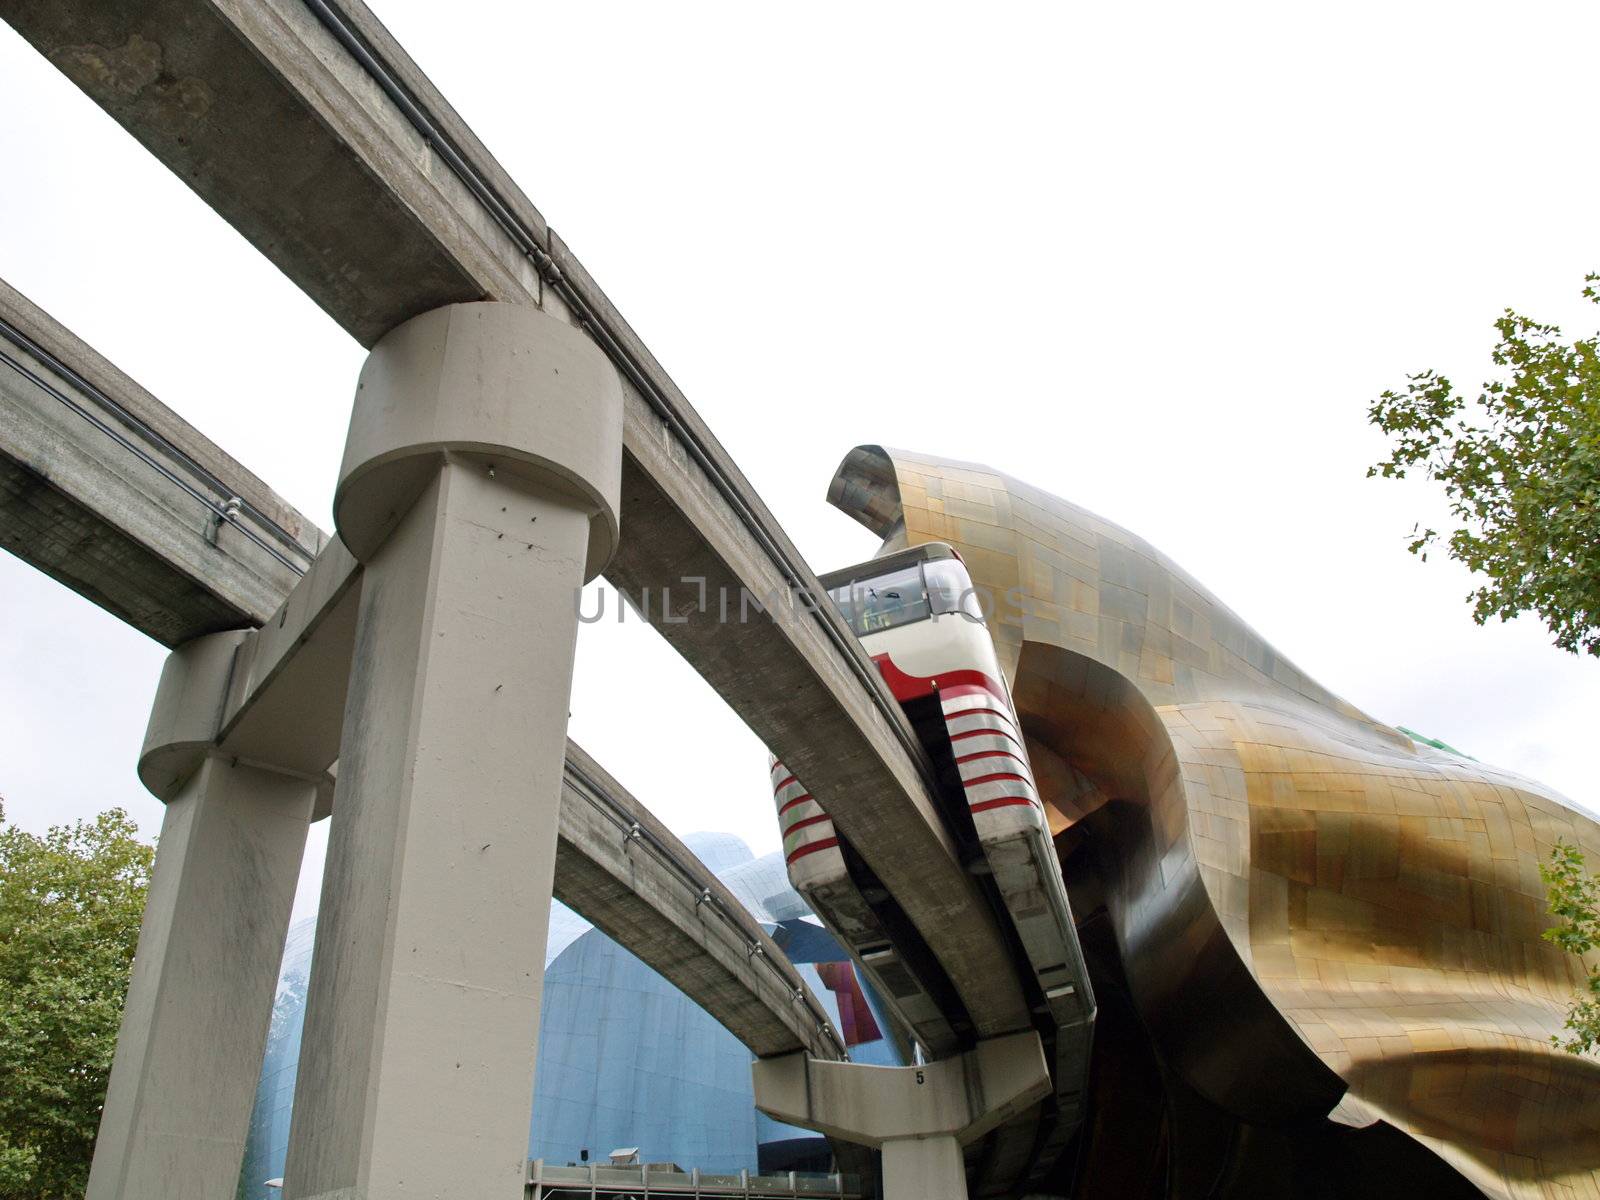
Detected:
[
  {"left": 829, "top": 566, "right": 931, "bottom": 635},
  {"left": 923, "top": 558, "right": 986, "bottom": 622},
  {"left": 922, "top": 558, "right": 983, "bottom": 621}
]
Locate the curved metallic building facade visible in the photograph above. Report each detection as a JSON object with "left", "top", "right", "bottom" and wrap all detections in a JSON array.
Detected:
[{"left": 827, "top": 445, "right": 1600, "bottom": 1200}]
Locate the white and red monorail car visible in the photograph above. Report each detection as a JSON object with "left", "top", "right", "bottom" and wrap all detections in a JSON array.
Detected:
[{"left": 769, "top": 541, "right": 1093, "bottom": 1160}]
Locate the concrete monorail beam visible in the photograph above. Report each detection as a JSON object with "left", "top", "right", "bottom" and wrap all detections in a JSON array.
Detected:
[{"left": 0, "top": 276, "right": 321, "bottom": 645}]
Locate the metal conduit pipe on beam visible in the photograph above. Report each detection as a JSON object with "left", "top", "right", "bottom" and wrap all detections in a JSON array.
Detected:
[
  {"left": 1, "top": 0, "right": 1032, "bottom": 1038},
  {"left": 0, "top": 275, "right": 321, "bottom": 644},
  {"left": 0, "top": 319, "right": 309, "bottom": 575}
]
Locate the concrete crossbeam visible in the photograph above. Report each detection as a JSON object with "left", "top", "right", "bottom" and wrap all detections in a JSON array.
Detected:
[
  {"left": 0, "top": 277, "right": 322, "bottom": 645},
  {"left": 753, "top": 1032, "right": 1053, "bottom": 1200},
  {"left": 2, "top": 0, "right": 1028, "bottom": 1034}
]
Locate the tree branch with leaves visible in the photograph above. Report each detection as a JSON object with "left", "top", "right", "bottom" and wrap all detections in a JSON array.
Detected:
[
  {"left": 1374, "top": 277, "right": 1600, "bottom": 1057},
  {"left": 0, "top": 803, "right": 152, "bottom": 1199},
  {"left": 1540, "top": 840, "right": 1600, "bottom": 1056},
  {"left": 1368, "top": 274, "right": 1600, "bottom": 656}
]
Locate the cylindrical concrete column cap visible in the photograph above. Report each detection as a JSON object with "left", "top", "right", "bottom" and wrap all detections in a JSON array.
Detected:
[
  {"left": 335, "top": 302, "right": 624, "bottom": 579},
  {"left": 139, "top": 630, "right": 249, "bottom": 802}
]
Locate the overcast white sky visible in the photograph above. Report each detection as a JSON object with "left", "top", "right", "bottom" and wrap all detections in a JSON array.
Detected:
[{"left": 1, "top": 1, "right": 1597, "bottom": 923}]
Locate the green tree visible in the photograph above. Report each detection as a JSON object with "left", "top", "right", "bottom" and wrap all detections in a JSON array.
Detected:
[
  {"left": 1367, "top": 274, "right": 1600, "bottom": 656},
  {"left": 0, "top": 802, "right": 152, "bottom": 1198},
  {"left": 1372, "top": 280, "right": 1600, "bottom": 1054},
  {"left": 1540, "top": 840, "right": 1600, "bottom": 1056}
]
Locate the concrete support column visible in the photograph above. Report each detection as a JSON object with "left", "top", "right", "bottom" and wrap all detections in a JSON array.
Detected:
[
  {"left": 880, "top": 1136, "right": 965, "bottom": 1200},
  {"left": 88, "top": 632, "right": 318, "bottom": 1200},
  {"left": 752, "top": 1031, "right": 1052, "bottom": 1200},
  {"left": 284, "top": 302, "right": 622, "bottom": 1200}
]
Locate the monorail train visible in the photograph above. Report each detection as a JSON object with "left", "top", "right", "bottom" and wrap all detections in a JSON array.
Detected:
[{"left": 768, "top": 542, "right": 1094, "bottom": 1185}]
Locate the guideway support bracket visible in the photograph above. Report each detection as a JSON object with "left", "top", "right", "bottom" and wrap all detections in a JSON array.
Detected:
[{"left": 751, "top": 1031, "right": 1052, "bottom": 1200}]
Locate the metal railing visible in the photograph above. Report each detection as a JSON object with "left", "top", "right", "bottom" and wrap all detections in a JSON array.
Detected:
[{"left": 527, "top": 1160, "right": 861, "bottom": 1199}]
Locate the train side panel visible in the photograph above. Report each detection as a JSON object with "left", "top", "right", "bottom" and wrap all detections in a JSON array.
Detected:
[
  {"left": 768, "top": 755, "right": 959, "bottom": 1055},
  {"left": 860, "top": 614, "right": 1095, "bottom": 1174}
]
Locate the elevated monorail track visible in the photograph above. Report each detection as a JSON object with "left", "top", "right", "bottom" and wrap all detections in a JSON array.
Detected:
[
  {"left": 0, "top": 2, "right": 1100, "bottom": 1188},
  {"left": 1, "top": 0, "right": 1034, "bottom": 1052}
]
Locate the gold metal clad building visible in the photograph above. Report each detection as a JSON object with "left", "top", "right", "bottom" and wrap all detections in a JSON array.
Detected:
[{"left": 828, "top": 446, "right": 1600, "bottom": 1200}]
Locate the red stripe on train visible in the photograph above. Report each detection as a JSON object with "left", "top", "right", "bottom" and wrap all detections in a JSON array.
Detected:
[
  {"left": 962, "top": 772, "right": 1029, "bottom": 787},
  {"left": 933, "top": 682, "right": 1001, "bottom": 701},
  {"left": 869, "top": 656, "right": 1010, "bottom": 706},
  {"left": 968, "top": 796, "right": 1038, "bottom": 814},
  {"left": 786, "top": 837, "right": 840, "bottom": 864},
  {"left": 949, "top": 726, "right": 1023, "bottom": 745},
  {"left": 943, "top": 706, "right": 1014, "bottom": 724},
  {"left": 954, "top": 749, "right": 1027, "bottom": 767},
  {"left": 783, "top": 812, "right": 832, "bottom": 836}
]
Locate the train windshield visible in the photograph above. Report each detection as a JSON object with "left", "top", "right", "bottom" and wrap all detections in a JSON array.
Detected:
[
  {"left": 829, "top": 565, "right": 931, "bottom": 635},
  {"left": 824, "top": 546, "right": 987, "bottom": 637},
  {"left": 922, "top": 558, "right": 986, "bottom": 622}
]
